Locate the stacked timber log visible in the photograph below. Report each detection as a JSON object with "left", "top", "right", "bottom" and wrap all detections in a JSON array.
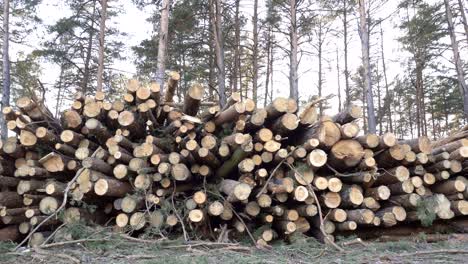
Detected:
[{"left": 0, "top": 72, "right": 467, "bottom": 247}]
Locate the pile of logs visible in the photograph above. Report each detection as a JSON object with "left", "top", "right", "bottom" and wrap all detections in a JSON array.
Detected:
[{"left": 1, "top": 72, "right": 467, "bottom": 247}]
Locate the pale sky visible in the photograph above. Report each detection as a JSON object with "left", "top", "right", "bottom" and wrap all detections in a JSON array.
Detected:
[{"left": 9, "top": 0, "right": 465, "bottom": 118}]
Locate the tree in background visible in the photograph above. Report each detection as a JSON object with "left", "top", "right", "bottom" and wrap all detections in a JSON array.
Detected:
[
  {"left": 210, "top": 0, "right": 226, "bottom": 106},
  {"left": 379, "top": 22, "right": 393, "bottom": 133},
  {"left": 270, "top": 0, "right": 314, "bottom": 103},
  {"left": 398, "top": 1, "right": 446, "bottom": 136},
  {"left": 155, "top": 0, "right": 170, "bottom": 91},
  {"left": 262, "top": 0, "right": 279, "bottom": 107},
  {"left": 310, "top": 12, "right": 334, "bottom": 115},
  {"left": 443, "top": 0, "right": 468, "bottom": 120},
  {"left": 134, "top": 0, "right": 213, "bottom": 97},
  {"left": 1, "top": 0, "right": 42, "bottom": 139},
  {"left": 38, "top": 0, "right": 125, "bottom": 104},
  {"left": 252, "top": 0, "right": 259, "bottom": 102},
  {"left": 358, "top": 0, "right": 376, "bottom": 134},
  {"left": 1, "top": 0, "right": 11, "bottom": 139},
  {"left": 97, "top": 0, "right": 108, "bottom": 93},
  {"left": 457, "top": 0, "right": 468, "bottom": 43},
  {"left": 322, "top": 0, "right": 356, "bottom": 107}
]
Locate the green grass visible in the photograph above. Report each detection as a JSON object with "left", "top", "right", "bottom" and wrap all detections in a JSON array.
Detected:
[
  {"left": 3, "top": 230, "right": 468, "bottom": 264},
  {"left": 0, "top": 241, "right": 16, "bottom": 262}
]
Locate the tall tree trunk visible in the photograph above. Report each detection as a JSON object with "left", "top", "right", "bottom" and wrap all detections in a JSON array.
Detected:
[
  {"left": 317, "top": 22, "right": 323, "bottom": 115},
  {"left": 458, "top": 0, "right": 468, "bottom": 43},
  {"left": 81, "top": 0, "right": 97, "bottom": 95},
  {"left": 55, "top": 64, "right": 65, "bottom": 118},
  {"left": 429, "top": 97, "right": 436, "bottom": 140},
  {"left": 380, "top": 23, "right": 393, "bottom": 133},
  {"left": 397, "top": 91, "right": 402, "bottom": 137},
  {"left": 1, "top": 0, "right": 11, "bottom": 140},
  {"left": 155, "top": 0, "right": 170, "bottom": 91},
  {"left": 208, "top": 7, "right": 215, "bottom": 99},
  {"left": 96, "top": 0, "right": 107, "bottom": 93},
  {"left": 264, "top": 26, "right": 272, "bottom": 107},
  {"left": 343, "top": 0, "right": 350, "bottom": 106},
  {"left": 270, "top": 39, "right": 274, "bottom": 102},
  {"left": 376, "top": 64, "right": 382, "bottom": 135},
  {"left": 289, "top": 0, "right": 299, "bottom": 103},
  {"left": 336, "top": 47, "right": 342, "bottom": 112},
  {"left": 443, "top": 91, "right": 449, "bottom": 135},
  {"left": 409, "top": 99, "right": 414, "bottom": 138},
  {"left": 252, "top": 0, "right": 259, "bottom": 102},
  {"left": 362, "top": 82, "right": 367, "bottom": 132},
  {"left": 211, "top": 0, "right": 226, "bottom": 107},
  {"left": 233, "top": 0, "right": 240, "bottom": 94},
  {"left": 445, "top": 0, "right": 468, "bottom": 120},
  {"left": 359, "top": 0, "right": 376, "bottom": 134},
  {"left": 414, "top": 62, "right": 423, "bottom": 136}
]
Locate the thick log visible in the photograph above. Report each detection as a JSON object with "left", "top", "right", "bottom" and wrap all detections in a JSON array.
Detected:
[
  {"left": 432, "top": 138, "right": 468, "bottom": 155},
  {"left": 171, "top": 163, "right": 192, "bottom": 181},
  {"left": 2, "top": 140, "right": 25, "bottom": 158},
  {"left": 295, "top": 120, "right": 341, "bottom": 148},
  {"left": 17, "top": 179, "right": 46, "bottom": 195},
  {"left": 365, "top": 185, "right": 391, "bottom": 201},
  {"left": 60, "top": 130, "right": 84, "bottom": 147},
  {"left": 451, "top": 200, "right": 468, "bottom": 216},
  {"left": 163, "top": 71, "right": 180, "bottom": 103},
  {"left": 373, "top": 166, "right": 410, "bottom": 185},
  {"left": 265, "top": 97, "right": 289, "bottom": 120},
  {"left": 431, "top": 179, "right": 466, "bottom": 194},
  {"left": 0, "top": 192, "right": 24, "bottom": 208},
  {"left": 450, "top": 146, "right": 468, "bottom": 160},
  {"left": 270, "top": 113, "right": 298, "bottom": 135},
  {"left": 332, "top": 104, "right": 362, "bottom": 124},
  {"left": 388, "top": 179, "right": 414, "bottom": 195},
  {"left": 356, "top": 134, "right": 380, "bottom": 149},
  {"left": 216, "top": 148, "right": 248, "bottom": 178},
  {"left": 375, "top": 144, "right": 407, "bottom": 168},
  {"left": 214, "top": 102, "right": 245, "bottom": 125},
  {"left": 0, "top": 175, "right": 20, "bottom": 187},
  {"left": 340, "top": 122, "right": 360, "bottom": 139},
  {"left": 94, "top": 178, "right": 132, "bottom": 197},
  {"left": 345, "top": 209, "right": 375, "bottom": 225},
  {"left": 340, "top": 185, "right": 364, "bottom": 207},
  {"left": 85, "top": 118, "right": 113, "bottom": 144},
  {"left": 118, "top": 110, "right": 145, "bottom": 138},
  {"left": 0, "top": 225, "right": 20, "bottom": 241},
  {"left": 426, "top": 160, "right": 452, "bottom": 172},
  {"left": 183, "top": 83, "right": 204, "bottom": 116},
  {"left": 39, "top": 196, "right": 59, "bottom": 215},
  {"left": 328, "top": 140, "right": 364, "bottom": 170},
  {"left": 400, "top": 136, "right": 432, "bottom": 154},
  {"left": 219, "top": 179, "right": 252, "bottom": 202},
  {"left": 82, "top": 157, "right": 112, "bottom": 175},
  {"left": 375, "top": 132, "right": 396, "bottom": 150},
  {"left": 306, "top": 149, "right": 327, "bottom": 170},
  {"left": 298, "top": 102, "right": 318, "bottom": 126}
]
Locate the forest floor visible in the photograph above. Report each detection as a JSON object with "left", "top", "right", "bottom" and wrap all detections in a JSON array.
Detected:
[{"left": 2, "top": 232, "right": 468, "bottom": 264}]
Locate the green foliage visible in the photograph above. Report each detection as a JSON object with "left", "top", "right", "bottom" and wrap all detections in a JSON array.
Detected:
[
  {"left": 399, "top": 2, "right": 446, "bottom": 66},
  {"left": 64, "top": 220, "right": 95, "bottom": 240},
  {"left": 416, "top": 197, "right": 437, "bottom": 227},
  {"left": 0, "top": 241, "right": 15, "bottom": 261},
  {"left": 37, "top": 0, "right": 126, "bottom": 100},
  {"left": 133, "top": 0, "right": 215, "bottom": 97},
  {"left": 9, "top": 52, "right": 42, "bottom": 102}
]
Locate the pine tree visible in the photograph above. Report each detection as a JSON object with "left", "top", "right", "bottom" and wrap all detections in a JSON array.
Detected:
[
  {"left": 38, "top": 0, "right": 126, "bottom": 101},
  {"left": 398, "top": 1, "right": 446, "bottom": 136},
  {"left": 0, "top": 0, "right": 42, "bottom": 139}
]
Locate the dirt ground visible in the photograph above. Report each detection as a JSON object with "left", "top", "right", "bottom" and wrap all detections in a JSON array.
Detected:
[{"left": 2, "top": 233, "right": 468, "bottom": 264}]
